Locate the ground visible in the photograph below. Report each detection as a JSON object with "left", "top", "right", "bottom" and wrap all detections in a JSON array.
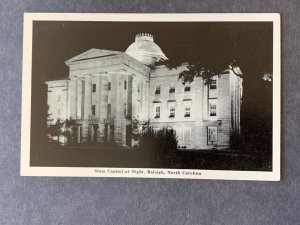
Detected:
[{"left": 30, "top": 145, "right": 272, "bottom": 171}]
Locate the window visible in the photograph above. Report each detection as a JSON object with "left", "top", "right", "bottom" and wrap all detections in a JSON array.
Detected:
[
  {"left": 92, "top": 84, "right": 96, "bottom": 92},
  {"left": 124, "top": 80, "right": 127, "bottom": 90},
  {"left": 57, "top": 95, "right": 61, "bottom": 102},
  {"left": 124, "top": 102, "right": 127, "bottom": 116},
  {"left": 91, "top": 105, "right": 96, "bottom": 116},
  {"left": 155, "top": 85, "right": 160, "bottom": 95},
  {"left": 209, "top": 101, "right": 217, "bottom": 116},
  {"left": 137, "top": 83, "right": 140, "bottom": 93},
  {"left": 183, "top": 100, "right": 191, "bottom": 117},
  {"left": 107, "top": 104, "right": 111, "bottom": 117},
  {"left": 208, "top": 127, "right": 217, "bottom": 144},
  {"left": 169, "top": 84, "right": 175, "bottom": 93},
  {"left": 169, "top": 106, "right": 175, "bottom": 118},
  {"left": 57, "top": 108, "right": 61, "bottom": 116},
  {"left": 184, "top": 106, "right": 190, "bottom": 117},
  {"left": 184, "top": 85, "right": 191, "bottom": 92},
  {"left": 155, "top": 106, "right": 160, "bottom": 118},
  {"left": 209, "top": 80, "right": 217, "bottom": 90},
  {"left": 208, "top": 79, "right": 218, "bottom": 98},
  {"left": 108, "top": 82, "right": 111, "bottom": 91}
]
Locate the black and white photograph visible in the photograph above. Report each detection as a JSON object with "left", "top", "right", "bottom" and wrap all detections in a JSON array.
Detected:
[{"left": 21, "top": 13, "right": 280, "bottom": 180}]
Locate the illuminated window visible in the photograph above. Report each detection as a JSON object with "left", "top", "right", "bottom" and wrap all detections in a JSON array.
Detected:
[
  {"left": 209, "top": 80, "right": 217, "bottom": 90},
  {"left": 184, "top": 107, "right": 190, "bottom": 117},
  {"left": 137, "top": 83, "right": 140, "bottom": 93},
  {"left": 209, "top": 101, "right": 217, "bottom": 117},
  {"left": 155, "top": 106, "right": 160, "bottom": 118},
  {"left": 107, "top": 104, "right": 111, "bottom": 117},
  {"left": 92, "top": 84, "right": 96, "bottom": 92},
  {"left": 169, "top": 106, "right": 175, "bottom": 118},
  {"left": 108, "top": 82, "right": 111, "bottom": 91},
  {"left": 155, "top": 85, "right": 160, "bottom": 95},
  {"left": 124, "top": 102, "right": 127, "bottom": 116},
  {"left": 183, "top": 100, "right": 191, "bottom": 117},
  {"left": 91, "top": 105, "right": 96, "bottom": 116},
  {"left": 184, "top": 85, "right": 191, "bottom": 92},
  {"left": 169, "top": 84, "right": 175, "bottom": 93}
]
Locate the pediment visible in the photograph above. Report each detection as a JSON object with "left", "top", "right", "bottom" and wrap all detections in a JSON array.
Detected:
[{"left": 65, "top": 48, "right": 123, "bottom": 65}]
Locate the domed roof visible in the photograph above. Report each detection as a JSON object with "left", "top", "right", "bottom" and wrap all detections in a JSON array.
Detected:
[{"left": 125, "top": 33, "right": 168, "bottom": 65}]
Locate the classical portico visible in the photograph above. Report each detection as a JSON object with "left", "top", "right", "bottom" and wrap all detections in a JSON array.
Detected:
[{"left": 46, "top": 48, "right": 150, "bottom": 146}]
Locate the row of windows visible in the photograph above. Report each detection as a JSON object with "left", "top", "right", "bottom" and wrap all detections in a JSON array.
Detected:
[
  {"left": 91, "top": 103, "right": 127, "bottom": 117},
  {"left": 155, "top": 85, "right": 190, "bottom": 95},
  {"left": 91, "top": 81, "right": 146, "bottom": 95},
  {"left": 154, "top": 105, "right": 191, "bottom": 119},
  {"left": 92, "top": 80, "right": 127, "bottom": 93},
  {"left": 56, "top": 80, "right": 217, "bottom": 101},
  {"left": 58, "top": 102, "right": 216, "bottom": 118},
  {"left": 154, "top": 80, "right": 217, "bottom": 95},
  {"left": 154, "top": 102, "right": 217, "bottom": 119}
]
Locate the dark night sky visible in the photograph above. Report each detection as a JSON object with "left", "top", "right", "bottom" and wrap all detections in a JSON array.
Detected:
[
  {"left": 32, "top": 21, "right": 273, "bottom": 80},
  {"left": 30, "top": 21, "right": 273, "bottom": 153}
]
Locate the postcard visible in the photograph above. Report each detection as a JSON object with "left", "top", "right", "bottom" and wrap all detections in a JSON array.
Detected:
[{"left": 21, "top": 13, "right": 280, "bottom": 180}]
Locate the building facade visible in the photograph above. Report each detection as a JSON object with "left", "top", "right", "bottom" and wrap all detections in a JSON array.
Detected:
[{"left": 46, "top": 33, "right": 243, "bottom": 149}]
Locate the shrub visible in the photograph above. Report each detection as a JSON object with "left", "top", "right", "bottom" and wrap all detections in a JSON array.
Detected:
[
  {"left": 229, "top": 130, "right": 243, "bottom": 150},
  {"left": 139, "top": 127, "right": 178, "bottom": 166}
]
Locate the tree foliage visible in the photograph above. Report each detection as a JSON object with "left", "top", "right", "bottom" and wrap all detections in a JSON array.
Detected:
[
  {"left": 47, "top": 118, "right": 64, "bottom": 144},
  {"left": 46, "top": 107, "right": 79, "bottom": 145},
  {"left": 63, "top": 118, "right": 79, "bottom": 146},
  {"left": 131, "top": 117, "right": 150, "bottom": 143}
]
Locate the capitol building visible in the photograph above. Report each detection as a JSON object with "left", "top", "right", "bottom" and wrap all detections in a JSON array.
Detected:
[{"left": 46, "top": 33, "right": 243, "bottom": 149}]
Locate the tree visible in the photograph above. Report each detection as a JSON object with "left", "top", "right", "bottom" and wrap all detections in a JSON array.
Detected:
[
  {"left": 63, "top": 118, "right": 79, "bottom": 146},
  {"left": 45, "top": 105, "right": 54, "bottom": 143},
  {"left": 47, "top": 118, "right": 64, "bottom": 144},
  {"left": 131, "top": 117, "right": 150, "bottom": 145},
  {"left": 46, "top": 105, "right": 65, "bottom": 144}
]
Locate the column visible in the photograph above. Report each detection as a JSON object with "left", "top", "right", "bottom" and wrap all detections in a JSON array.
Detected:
[
  {"left": 113, "top": 73, "right": 127, "bottom": 146},
  {"left": 97, "top": 74, "right": 108, "bottom": 143},
  {"left": 95, "top": 74, "right": 103, "bottom": 143},
  {"left": 67, "top": 79, "right": 77, "bottom": 119},
  {"left": 82, "top": 75, "right": 92, "bottom": 143},
  {"left": 202, "top": 81, "right": 208, "bottom": 119},
  {"left": 145, "top": 80, "right": 149, "bottom": 120},
  {"left": 127, "top": 75, "right": 133, "bottom": 118},
  {"left": 76, "top": 79, "right": 83, "bottom": 120}
]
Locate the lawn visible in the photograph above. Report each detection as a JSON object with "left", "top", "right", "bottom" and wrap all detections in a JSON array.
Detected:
[{"left": 30, "top": 144, "right": 272, "bottom": 171}]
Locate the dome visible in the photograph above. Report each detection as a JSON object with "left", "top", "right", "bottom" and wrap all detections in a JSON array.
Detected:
[{"left": 125, "top": 33, "right": 168, "bottom": 65}]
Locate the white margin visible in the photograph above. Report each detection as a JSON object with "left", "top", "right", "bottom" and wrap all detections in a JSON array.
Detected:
[{"left": 20, "top": 13, "right": 281, "bottom": 181}]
